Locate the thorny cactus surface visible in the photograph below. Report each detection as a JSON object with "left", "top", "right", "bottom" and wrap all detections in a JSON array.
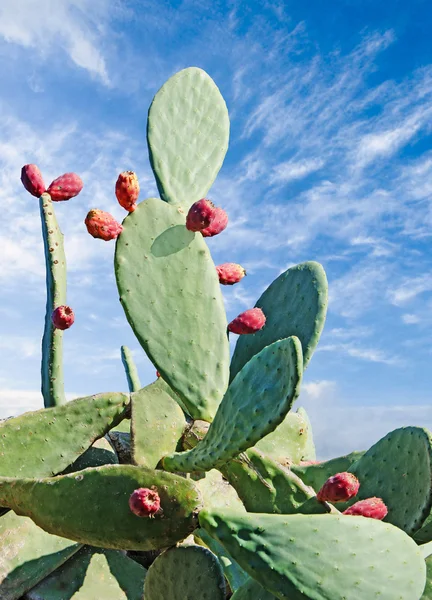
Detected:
[{"left": 1, "top": 67, "right": 431, "bottom": 600}]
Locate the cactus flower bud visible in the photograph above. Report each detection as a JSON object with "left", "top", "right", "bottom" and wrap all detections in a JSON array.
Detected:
[
  {"left": 47, "top": 173, "right": 83, "bottom": 201},
  {"left": 201, "top": 206, "right": 228, "bottom": 237},
  {"left": 343, "top": 497, "right": 388, "bottom": 520},
  {"left": 115, "top": 171, "right": 140, "bottom": 212},
  {"left": 129, "top": 487, "right": 161, "bottom": 518},
  {"left": 51, "top": 306, "right": 74, "bottom": 330},
  {"left": 228, "top": 308, "right": 266, "bottom": 335},
  {"left": 85, "top": 209, "right": 123, "bottom": 241},
  {"left": 186, "top": 199, "right": 216, "bottom": 232},
  {"left": 216, "top": 263, "right": 246, "bottom": 285},
  {"left": 317, "top": 472, "right": 360, "bottom": 503},
  {"left": 21, "top": 164, "right": 46, "bottom": 197}
]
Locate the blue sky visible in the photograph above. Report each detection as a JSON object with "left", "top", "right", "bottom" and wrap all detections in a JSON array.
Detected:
[{"left": 0, "top": 0, "right": 431, "bottom": 459}]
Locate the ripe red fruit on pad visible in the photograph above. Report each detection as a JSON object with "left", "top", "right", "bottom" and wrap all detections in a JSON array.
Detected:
[
  {"left": 316, "top": 472, "right": 360, "bottom": 503},
  {"left": 116, "top": 171, "right": 140, "bottom": 212},
  {"left": 228, "top": 307, "right": 266, "bottom": 335},
  {"left": 129, "top": 487, "right": 161, "bottom": 518},
  {"left": 342, "top": 497, "right": 388, "bottom": 520},
  {"left": 216, "top": 263, "right": 246, "bottom": 285},
  {"left": 85, "top": 209, "right": 123, "bottom": 241},
  {"left": 186, "top": 199, "right": 216, "bottom": 232},
  {"left": 51, "top": 306, "right": 75, "bottom": 330},
  {"left": 201, "top": 206, "right": 228, "bottom": 237},
  {"left": 47, "top": 173, "right": 83, "bottom": 201},
  {"left": 21, "top": 164, "right": 46, "bottom": 197}
]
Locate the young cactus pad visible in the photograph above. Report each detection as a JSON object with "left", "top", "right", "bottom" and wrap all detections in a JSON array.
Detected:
[
  {"left": 115, "top": 197, "right": 229, "bottom": 422},
  {"left": 162, "top": 337, "right": 303, "bottom": 473},
  {"left": 199, "top": 510, "right": 426, "bottom": 600},
  {"left": 0, "top": 465, "right": 202, "bottom": 550},
  {"left": 230, "top": 261, "right": 328, "bottom": 381},
  {"left": 147, "top": 67, "right": 230, "bottom": 210}
]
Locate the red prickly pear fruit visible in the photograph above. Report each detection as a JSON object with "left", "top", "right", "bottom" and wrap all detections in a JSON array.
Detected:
[
  {"left": 51, "top": 306, "right": 74, "bottom": 330},
  {"left": 228, "top": 307, "right": 266, "bottom": 335},
  {"left": 47, "top": 173, "right": 83, "bottom": 201},
  {"left": 316, "top": 472, "right": 360, "bottom": 503},
  {"left": 21, "top": 164, "right": 46, "bottom": 197},
  {"left": 216, "top": 263, "right": 246, "bottom": 285},
  {"left": 186, "top": 198, "right": 216, "bottom": 232},
  {"left": 156, "top": 371, "right": 161, "bottom": 378},
  {"left": 342, "top": 497, "right": 388, "bottom": 520},
  {"left": 115, "top": 171, "right": 140, "bottom": 212},
  {"left": 85, "top": 209, "right": 123, "bottom": 241},
  {"left": 129, "top": 487, "right": 161, "bottom": 518},
  {"left": 201, "top": 206, "right": 228, "bottom": 237}
]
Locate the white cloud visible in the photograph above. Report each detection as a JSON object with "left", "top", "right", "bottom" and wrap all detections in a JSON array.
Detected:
[
  {"left": 270, "top": 158, "right": 324, "bottom": 184},
  {"left": 402, "top": 313, "right": 420, "bottom": 325},
  {"left": 0, "top": 389, "right": 77, "bottom": 418},
  {"left": 0, "top": 0, "right": 114, "bottom": 84},
  {"left": 388, "top": 275, "right": 432, "bottom": 305}
]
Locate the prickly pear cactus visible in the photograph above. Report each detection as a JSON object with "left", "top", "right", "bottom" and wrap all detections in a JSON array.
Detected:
[{"left": 1, "top": 67, "right": 430, "bottom": 600}]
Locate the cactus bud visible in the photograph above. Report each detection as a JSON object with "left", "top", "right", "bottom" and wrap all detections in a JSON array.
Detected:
[
  {"left": 85, "top": 209, "right": 123, "bottom": 241},
  {"left": 115, "top": 171, "right": 140, "bottom": 212},
  {"left": 51, "top": 306, "right": 74, "bottom": 330},
  {"left": 47, "top": 173, "right": 83, "bottom": 201},
  {"left": 21, "top": 164, "right": 46, "bottom": 197},
  {"left": 216, "top": 263, "right": 246, "bottom": 285},
  {"left": 129, "top": 487, "right": 161, "bottom": 518},
  {"left": 228, "top": 308, "right": 266, "bottom": 335},
  {"left": 343, "top": 497, "right": 388, "bottom": 520},
  {"left": 186, "top": 199, "right": 216, "bottom": 232},
  {"left": 316, "top": 472, "right": 360, "bottom": 503},
  {"left": 201, "top": 206, "right": 228, "bottom": 237}
]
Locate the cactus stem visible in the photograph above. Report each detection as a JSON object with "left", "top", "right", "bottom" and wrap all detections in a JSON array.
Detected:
[
  {"left": 120, "top": 345, "right": 141, "bottom": 392},
  {"left": 39, "top": 193, "right": 67, "bottom": 407}
]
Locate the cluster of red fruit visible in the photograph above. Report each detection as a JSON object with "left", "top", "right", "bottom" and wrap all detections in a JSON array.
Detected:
[
  {"left": 316, "top": 471, "right": 388, "bottom": 520},
  {"left": 21, "top": 165, "right": 267, "bottom": 336}
]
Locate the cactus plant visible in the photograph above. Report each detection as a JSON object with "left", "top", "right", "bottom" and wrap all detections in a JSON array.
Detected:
[{"left": 0, "top": 66, "right": 430, "bottom": 599}]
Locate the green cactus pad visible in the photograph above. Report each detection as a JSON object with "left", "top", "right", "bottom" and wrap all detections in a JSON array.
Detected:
[
  {"left": 231, "top": 578, "right": 277, "bottom": 600},
  {"left": 422, "top": 555, "right": 432, "bottom": 599},
  {"left": 62, "top": 436, "right": 118, "bottom": 474},
  {"left": 291, "top": 450, "right": 365, "bottom": 491},
  {"left": 0, "top": 464, "right": 201, "bottom": 550},
  {"left": 162, "top": 337, "right": 303, "bottom": 472},
  {"left": 421, "top": 542, "right": 432, "bottom": 559},
  {"left": 115, "top": 197, "right": 229, "bottom": 422},
  {"left": 195, "top": 528, "right": 249, "bottom": 593},
  {"left": 193, "top": 468, "right": 246, "bottom": 513},
  {"left": 0, "top": 392, "right": 129, "bottom": 479},
  {"left": 230, "top": 262, "right": 327, "bottom": 380},
  {"left": 220, "top": 449, "right": 314, "bottom": 514},
  {"left": 121, "top": 345, "right": 142, "bottom": 392},
  {"left": 143, "top": 544, "right": 225, "bottom": 600},
  {"left": 255, "top": 408, "right": 315, "bottom": 466},
  {"left": 147, "top": 67, "right": 230, "bottom": 210},
  {"left": 0, "top": 510, "right": 81, "bottom": 600},
  {"left": 25, "top": 547, "right": 146, "bottom": 600},
  {"left": 341, "top": 427, "right": 432, "bottom": 535},
  {"left": 294, "top": 407, "right": 316, "bottom": 462},
  {"left": 131, "top": 379, "right": 186, "bottom": 469},
  {"left": 199, "top": 510, "right": 426, "bottom": 600}
]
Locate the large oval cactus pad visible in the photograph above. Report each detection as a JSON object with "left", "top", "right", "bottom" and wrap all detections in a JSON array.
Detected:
[
  {"left": 162, "top": 337, "right": 303, "bottom": 472},
  {"left": 0, "top": 465, "right": 202, "bottom": 550},
  {"left": 115, "top": 198, "right": 229, "bottom": 422},
  {"left": 231, "top": 578, "right": 277, "bottom": 600},
  {"left": 0, "top": 392, "right": 129, "bottom": 479},
  {"left": 199, "top": 510, "right": 426, "bottom": 600},
  {"left": 0, "top": 511, "right": 81, "bottom": 600},
  {"left": 230, "top": 262, "right": 327, "bottom": 380},
  {"left": 144, "top": 544, "right": 225, "bottom": 600},
  {"left": 25, "top": 547, "right": 147, "bottom": 600},
  {"left": 147, "top": 67, "right": 230, "bottom": 210},
  {"left": 343, "top": 427, "right": 432, "bottom": 535}
]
